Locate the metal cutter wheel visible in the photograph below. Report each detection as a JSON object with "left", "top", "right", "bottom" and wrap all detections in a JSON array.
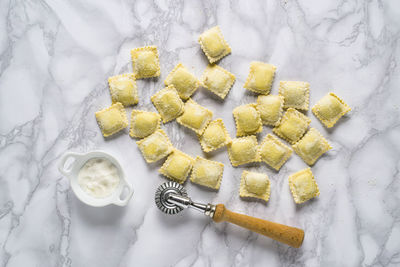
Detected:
[{"left": 155, "top": 181, "right": 305, "bottom": 248}]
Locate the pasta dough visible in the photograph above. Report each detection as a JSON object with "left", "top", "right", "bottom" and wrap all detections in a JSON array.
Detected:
[
  {"left": 289, "top": 168, "right": 320, "bottom": 204},
  {"left": 233, "top": 104, "right": 262, "bottom": 137},
  {"left": 227, "top": 136, "right": 260, "bottom": 167},
  {"left": 164, "top": 63, "right": 200, "bottom": 100},
  {"left": 202, "top": 64, "right": 236, "bottom": 99},
  {"left": 312, "top": 92, "right": 351, "bottom": 128},
  {"left": 136, "top": 129, "right": 173, "bottom": 163},
  {"left": 259, "top": 134, "right": 292, "bottom": 171},
  {"left": 292, "top": 128, "right": 331, "bottom": 165},
  {"left": 131, "top": 46, "right": 161, "bottom": 79},
  {"left": 198, "top": 26, "right": 231, "bottom": 63},
  {"left": 244, "top": 62, "right": 276, "bottom": 94},
  {"left": 190, "top": 156, "right": 224, "bottom": 190},
  {"left": 199, "top": 119, "right": 231, "bottom": 152},
  {"left": 239, "top": 170, "right": 270, "bottom": 202},
  {"left": 95, "top": 102, "right": 128, "bottom": 137},
  {"left": 151, "top": 85, "right": 185, "bottom": 123},
  {"left": 273, "top": 108, "right": 311, "bottom": 144},
  {"left": 129, "top": 110, "right": 161, "bottom": 138},
  {"left": 108, "top": 73, "right": 138, "bottom": 106},
  {"left": 279, "top": 81, "right": 310, "bottom": 110},
  {"left": 159, "top": 150, "right": 194, "bottom": 184},
  {"left": 177, "top": 99, "right": 213, "bottom": 135},
  {"left": 257, "top": 95, "right": 284, "bottom": 126}
]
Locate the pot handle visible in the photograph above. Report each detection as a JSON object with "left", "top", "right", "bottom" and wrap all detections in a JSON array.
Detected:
[
  {"left": 113, "top": 182, "right": 134, "bottom": 206},
  {"left": 58, "top": 152, "right": 82, "bottom": 177}
]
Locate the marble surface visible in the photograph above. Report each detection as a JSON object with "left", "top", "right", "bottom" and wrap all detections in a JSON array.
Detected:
[{"left": 1, "top": 0, "right": 400, "bottom": 266}]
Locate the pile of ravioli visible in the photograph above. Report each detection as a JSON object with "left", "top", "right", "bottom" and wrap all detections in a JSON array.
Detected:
[{"left": 95, "top": 26, "right": 351, "bottom": 204}]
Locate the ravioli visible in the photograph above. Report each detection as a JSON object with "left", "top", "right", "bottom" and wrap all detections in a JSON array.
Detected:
[
  {"left": 164, "top": 63, "right": 200, "bottom": 100},
  {"left": 177, "top": 99, "right": 213, "bottom": 135},
  {"left": 131, "top": 46, "right": 161, "bottom": 79},
  {"left": 151, "top": 85, "right": 185, "bottom": 123},
  {"left": 129, "top": 110, "right": 161, "bottom": 138},
  {"left": 159, "top": 150, "right": 194, "bottom": 184},
  {"left": 95, "top": 102, "right": 128, "bottom": 137},
  {"left": 289, "top": 168, "right": 320, "bottom": 204},
  {"left": 239, "top": 170, "right": 271, "bottom": 202},
  {"left": 292, "top": 128, "right": 331, "bottom": 165},
  {"left": 279, "top": 81, "right": 310, "bottom": 110},
  {"left": 198, "top": 26, "right": 231, "bottom": 63},
  {"left": 190, "top": 156, "right": 224, "bottom": 190},
  {"left": 108, "top": 73, "right": 138, "bottom": 106},
  {"left": 273, "top": 108, "right": 311, "bottom": 144},
  {"left": 244, "top": 62, "right": 276, "bottom": 94},
  {"left": 312, "top": 92, "right": 351, "bottom": 128},
  {"left": 259, "top": 134, "right": 292, "bottom": 170},
  {"left": 202, "top": 64, "right": 236, "bottom": 99},
  {"left": 257, "top": 95, "right": 284, "bottom": 126},
  {"left": 198, "top": 119, "right": 231, "bottom": 153},
  {"left": 227, "top": 136, "right": 260, "bottom": 167},
  {"left": 136, "top": 129, "right": 174, "bottom": 163},
  {"left": 233, "top": 104, "right": 263, "bottom": 137}
]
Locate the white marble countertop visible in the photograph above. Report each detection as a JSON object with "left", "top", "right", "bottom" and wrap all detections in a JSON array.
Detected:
[{"left": 1, "top": 0, "right": 400, "bottom": 266}]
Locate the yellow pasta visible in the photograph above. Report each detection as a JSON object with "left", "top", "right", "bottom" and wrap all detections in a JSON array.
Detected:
[
  {"left": 108, "top": 73, "right": 138, "bottom": 106},
  {"left": 95, "top": 102, "right": 128, "bottom": 137},
  {"left": 129, "top": 110, "right": 161, "bottom": 138},
  {"left": 292, "top": 128, "right": 331, "bottom": 165},
  {"left": 151, "top": 85, "right": 185, "bottom": 123},
  {"left": 259, "top": 134, "right": 292, "bottom": 171},
  {"left": 164, "top": 63, "right": 200, "bottom": 100},
  {"left": 136, "top": 129, "right": 173, "bottom": 163},
  {"left": 289, "top": 168, "right": 320, "bottom": 204},
  {"left": 257, "top": 95, "right": 284, "bottom": 126},
  {"left": 312, "top": 92, "right": 351, "bottom": 128},
  {"left": 227, "top": 136, "right": 260, "bottom": 167},
  {"left": 273, "top": 108, "right": 311, "bottom": 144},
  {"left": 190, "top": 156, "right": 224, "bottom": 190},
  {"left": 159, "top": 150, "right": 194, "bottom": 184},
  {"left": 239, "top": 170, "right": 271, "bottom": 202},
  {"left": 198, "top": 26, "right": 231, "bottom": 63},
  {"left": 131, "top": 46, "right": 161, "bottom": 79},
  {"left": 199, "top": 119, "right": 231, "bottom": 153},
  {"left": 202, "top": 64, "right": 236, "bottom": 99},
  {"left": 233, "top": 104, "right": 262, "bottom": 137},
  {"left": 244, "top": 62, "right": 276, "bottom": 94},
  {"left": 177, "top": 99, "right": 213, "bottom": 135},
  {"left": 279, "top": 81, "right": 310, "bottom": 110}
]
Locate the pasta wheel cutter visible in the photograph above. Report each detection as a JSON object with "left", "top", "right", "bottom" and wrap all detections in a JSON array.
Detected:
[{"left": 155, "top": 181, "right": 304, "bottom": 248}]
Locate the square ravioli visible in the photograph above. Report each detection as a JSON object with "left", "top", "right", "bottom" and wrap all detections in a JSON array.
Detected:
[
  {"left": 257, "top": 95, "right": 284, "bottom": 126},
  {"left": 159, "top": 150, "right": 194, "bottom": 184},
  {"left": 233, "top": 104, "right": 262, "bottom": 137},
  {"left": 136, "top": 129, "right": 173, "bottom": 163},
  {"left": 198, "top": 26, "right": 231, "bottom": 63},
  {"left": 289, "top": 168, "right": 320, "bottom": 204},
  {"left": 131, "top": 46, "right": 160, "bottom": 79},
  {"left": 190, "top": 156, "right": 224, "bottom": 190},
  {"left": 177, "top": 99, "right": 213, "bottom": 135},
  {"left": 227, "top": 136, "right": 260, "bottom": 167},
  {"left": 202, "top": 64, "right": 236, "bottom": 99},
  {"left": 108, "top": 73, "right": 138, "bottom": 106},
  {"left": 292, "top": 128, "right": 331, "bottom": 165},
  {"left": 164, "top": 63, "right": 200, "bottom": 100},
  {"left": 199, "top": 119, "right": 231, "bottom": 152},
  {"left": 151, "top": 85, "right": 185, "bottom": 123},
  {"left": 279, "top": 81, "right": 310, "bottom": 110},
  {"left": 273, "top": 108, "right": 311, "bottom": 144},
  {"left": 244, "top": 62, "right": 276, "bottom": 94},
  {"left": 259, "top": 134, "right": 292, "bottom": 171},
  {"left": 129, "top": 110, "right": 161, "bottom": 138},
  {"left": 312, "top": 92, "right": 351, "bottom": 128},
  {"left": 239, "top": 171, "right": 271, "bottom": 202},
  {"left": 95, "top": 102, "right": 128, "bottom": 137}
]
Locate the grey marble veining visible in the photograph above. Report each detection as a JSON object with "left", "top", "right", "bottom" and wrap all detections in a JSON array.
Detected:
[{"left": 1, "top": 0, "right": 400, "bottom": 266}]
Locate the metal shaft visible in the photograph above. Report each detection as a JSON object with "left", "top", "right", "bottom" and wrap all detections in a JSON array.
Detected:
[{"left": 166, "top": 193, "right": 216, "bottom": 218}]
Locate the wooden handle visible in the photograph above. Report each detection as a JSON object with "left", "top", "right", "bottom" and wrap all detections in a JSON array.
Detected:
[{"left": 213, "top": 204, "right": 304, "bottom": 248}]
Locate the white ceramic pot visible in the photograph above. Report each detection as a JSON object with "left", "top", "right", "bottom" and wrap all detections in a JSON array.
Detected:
[{"left": 58, "top": 150, "right": 134, "bottom": 207}]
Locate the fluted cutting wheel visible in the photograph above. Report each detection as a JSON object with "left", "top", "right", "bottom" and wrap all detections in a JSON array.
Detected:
[{"left": 155, "top": 181, "right": 188, "bottom": 215}]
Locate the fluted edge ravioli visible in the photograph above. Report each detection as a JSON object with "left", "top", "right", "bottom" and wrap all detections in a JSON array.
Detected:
[
  {"left": 108, "top": 73, "right": 138, "bottom": 106},
  {"left": 233, "top": 103, "right": 263, "bottom": 137},
  {"left": 227, "top": 136, "right": 260, "bottom": 167},
  {"left": 198, "top": 26, "right": 231, "bottom": 63},
  {"left": 259, "top": 134, "right": 292, "bottom": 171},
  {"left": 273, "top": 108, "right": 311, "bottom": 144},
  {"left": 164, "top": 63, "right": 200, "bottom": 100},
  {"left": 289, "top": 168, "right": 320, "bottom": 204},
  {"left": 177, "top": 99, "right": 213, "bottom": 135},
  {"left": 244, "top": 62, "right": 276, "bottom": 95},
  {"left": 312, "top": 92, "right": 351, "bottom": 128},
  {"left": 159, "top": 149, "right": 194, "bottom": 184},
  {"left": 129, "top": 110, "right": 161, "bottom": 138},
  {"left": 95, "top": 102, "right": 128, "bottom": 137},
  {"left": 136, "top": 129, "right": 174, "bottom": 163},
  {"left": 190, "top": 156, "right": 224, "bottom": 190},
  {"left": 239, "top": 170, "right": 271, "bottom": 202},
  {"left": 131, "top": 46, "right": 161, "bottom": 79},
  {"left": 257, "top": 95, "right": 284, "bottom": 126},
  {"left": 202, "top": 64, "right": 236, "bottom": 99},
  {"left": 279, "top": 81, "right": 310, "bottom": 111},
  {"left": 198, "top": 119, "right": 231, "bottom": 153},
  {"left": 151, "top": 85, "right": 185, "bottom": 123}
]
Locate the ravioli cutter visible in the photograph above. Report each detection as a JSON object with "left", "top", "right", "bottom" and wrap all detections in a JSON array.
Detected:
[{"left": 155, "top": 181, "right": 304, "bottom": 248}]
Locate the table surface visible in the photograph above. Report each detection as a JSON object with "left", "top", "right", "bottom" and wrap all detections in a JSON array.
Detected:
[{"left": 1, "top": 1, "right": 400, "bottom": 266}]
